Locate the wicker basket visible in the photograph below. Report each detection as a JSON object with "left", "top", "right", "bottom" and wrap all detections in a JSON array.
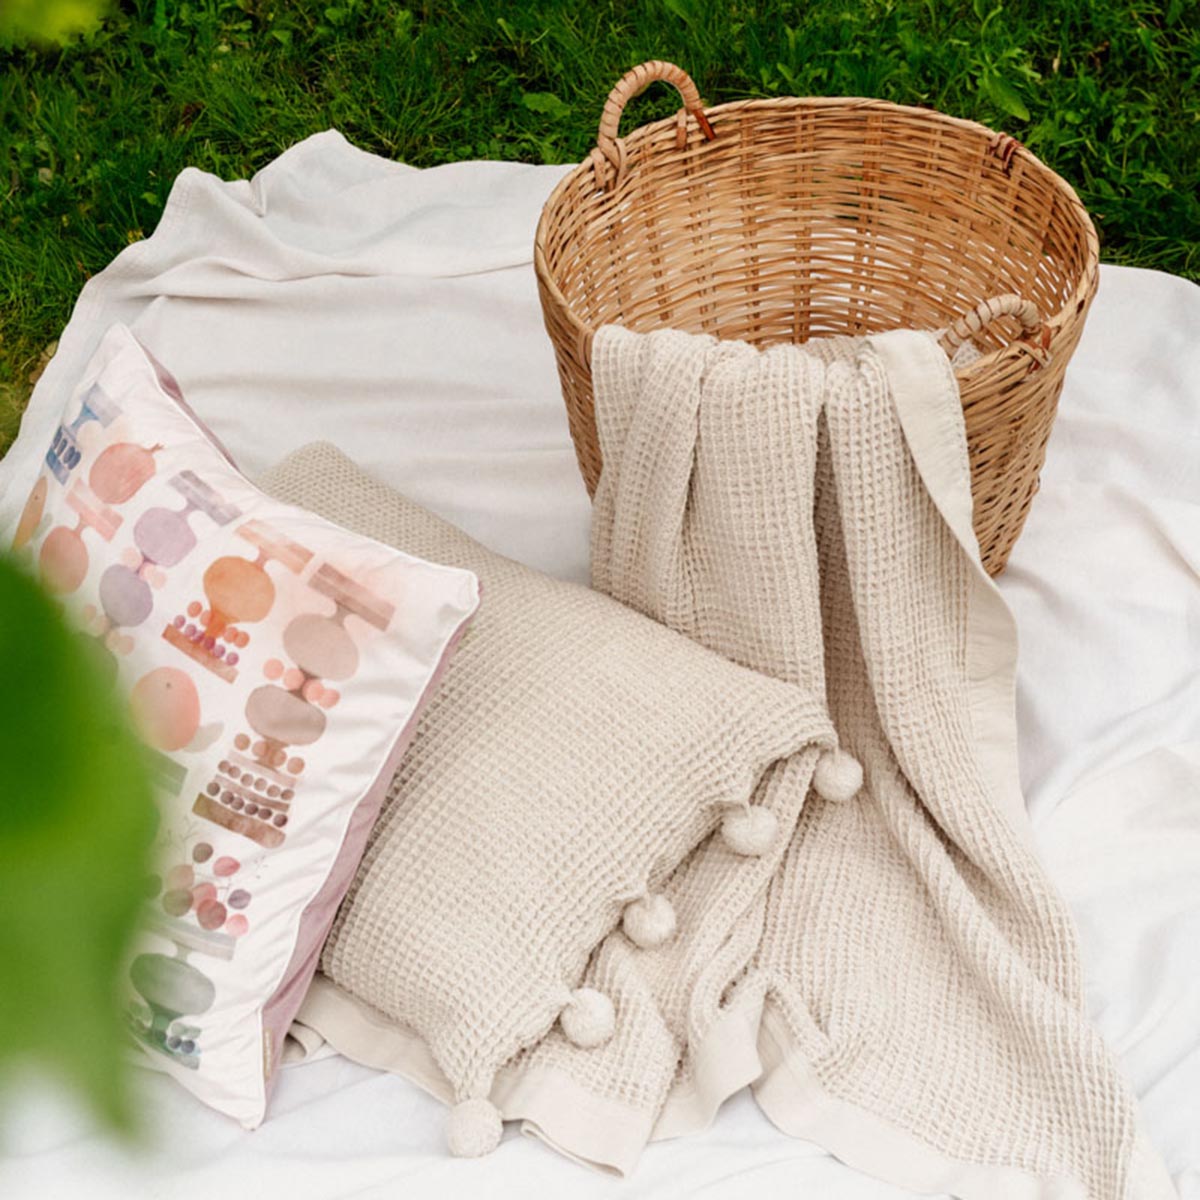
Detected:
[{"left": 535, "top": 61, "right": 1099, "bottom": 574}]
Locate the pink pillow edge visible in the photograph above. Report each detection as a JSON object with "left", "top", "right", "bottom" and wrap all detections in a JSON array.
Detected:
[{"left": 258, "top": 611, "right": 474, "bottom": 1106}]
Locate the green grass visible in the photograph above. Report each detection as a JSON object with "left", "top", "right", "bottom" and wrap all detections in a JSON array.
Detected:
[{"left": 2, "top": 0, "right": 1198, "bottom": 452}]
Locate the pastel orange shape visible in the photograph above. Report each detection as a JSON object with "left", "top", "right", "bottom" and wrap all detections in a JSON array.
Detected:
[
  {"left": 39, "top": 527, "right": 87, "bottom": 594},
  {"left": 129, "top": 666, "right": 201, "bottom": 752}
]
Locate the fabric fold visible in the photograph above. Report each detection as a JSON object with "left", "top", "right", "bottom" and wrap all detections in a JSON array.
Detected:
[
  {"left": 526, "top": 322, "right": 1174, "bottom": 1198},
  {"left": 507, "top": 326, "right": 842, "bottom": 1173}
]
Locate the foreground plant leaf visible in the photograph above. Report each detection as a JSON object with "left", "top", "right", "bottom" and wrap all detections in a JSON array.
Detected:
[
  {"left": 0, "top": 0, "right": 110, "bottom": 46},
  {"left": 0, "top": 552, "right": 157, "bottom": 1133}
]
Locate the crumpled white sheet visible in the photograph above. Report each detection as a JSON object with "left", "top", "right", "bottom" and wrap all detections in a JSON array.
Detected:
[
  {"left": 1000, "top": 266, "right": 1200, "bottom": 1194},
  {"left": 0, "top": 133, "right": 1195, "bottom": 1200}
]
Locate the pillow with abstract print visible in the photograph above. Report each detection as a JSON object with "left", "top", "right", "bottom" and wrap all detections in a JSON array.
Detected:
[{"left": 0, "top": 323, "right": 480, "bottom": 1127}]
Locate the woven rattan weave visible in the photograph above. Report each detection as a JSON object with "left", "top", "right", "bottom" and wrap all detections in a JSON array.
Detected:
[{"left": 535, "top": 60, "right": 1099, "bottom": 573}]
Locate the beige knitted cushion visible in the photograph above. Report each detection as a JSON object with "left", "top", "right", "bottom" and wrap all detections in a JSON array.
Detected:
[{"left": 260, "top": 442, "right": 844, "bottom": 1156}]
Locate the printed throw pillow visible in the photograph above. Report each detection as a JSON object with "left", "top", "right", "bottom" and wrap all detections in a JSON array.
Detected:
[
  {"left": 260, "top": 442, "right": 842, "bottom": 1157},
  {"left": 0, "top": 326, "right": 480, "bottom": 1128}
]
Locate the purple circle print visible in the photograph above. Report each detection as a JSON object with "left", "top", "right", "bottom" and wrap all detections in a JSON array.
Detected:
[
  {"left": 99, "top": 563, "right": 153, "bottom": 629},
  {"left": 134, "top": 506, "right": 196, "bottom": 568}
]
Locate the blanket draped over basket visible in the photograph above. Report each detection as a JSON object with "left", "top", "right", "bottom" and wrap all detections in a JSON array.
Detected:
[{"left": 516, "top": 324, "right": 1174, "bottom": 1199}]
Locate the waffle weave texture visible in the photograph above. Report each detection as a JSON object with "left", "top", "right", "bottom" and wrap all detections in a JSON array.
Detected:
[
  {"left": 260, "top": 443, "right": 835, "bottom": 1115},
  {"left": 520, "top": 322, "right": 1170, "bottom": 1198},
  {"left": 511, "top": 328, "right": 847, "bottom": 1140}
]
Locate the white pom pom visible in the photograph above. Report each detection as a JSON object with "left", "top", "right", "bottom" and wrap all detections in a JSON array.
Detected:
[
  {"left": 446, "top": 1096, "right": 503, "bottom": 1158},
  {"left": 622, "top": 893, "right": 676, "bottom": 948},
  {"left": 813, "top": 748, "right": 864, "bottom": 804},
  {"left": 559, "top": 987, "right": 615, "bottom": 1048},
  {"left": 721, "top": 805, "right": 778, "bottom": 856}
]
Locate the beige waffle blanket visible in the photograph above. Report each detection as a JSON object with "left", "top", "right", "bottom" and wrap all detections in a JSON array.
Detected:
[{"left": 513, "top": 325, "right": 1174, "bottom": 1198}]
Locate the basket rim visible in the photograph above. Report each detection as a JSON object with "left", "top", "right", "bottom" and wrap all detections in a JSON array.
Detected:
[{"left": 534, "top": 91, "right": 1100, "bottom": 379}]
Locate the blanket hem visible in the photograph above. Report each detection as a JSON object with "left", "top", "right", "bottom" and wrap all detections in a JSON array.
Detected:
[
  {"left": 867, "top": 328, "right": 1034, "bottom": 853},
  {"left": 753, "top": 1003, "right": 1087, "bottom": 1200},
  {"left": 296, "top": 975, "right": 656, "bottom": 1176}
]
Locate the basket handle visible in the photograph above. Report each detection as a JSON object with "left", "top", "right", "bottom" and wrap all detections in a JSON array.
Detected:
[
  {"left": 595, "top": 61, "right": 716, "bottom": 189},
  {"left": 939, "top": 294, "right": 1050, "bottom": 366}
]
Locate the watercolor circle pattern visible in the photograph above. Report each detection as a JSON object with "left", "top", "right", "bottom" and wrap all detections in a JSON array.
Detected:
[
  {"left": 129, "top": 666, "right": 202, "bottom": 751},
  {"left": 90, "top": 441, "right": 159, "bottom": 504},
  {"left": 38, "top": 524, "right": 89, "bottom": 593}
]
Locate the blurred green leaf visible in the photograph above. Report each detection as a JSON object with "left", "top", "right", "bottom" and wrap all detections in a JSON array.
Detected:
[
  {"left": 0, "top": 553, "right": 158, "bottom": 1133},
  {"left": 0, "top": 0, "right": 111, "bottom": 46}
]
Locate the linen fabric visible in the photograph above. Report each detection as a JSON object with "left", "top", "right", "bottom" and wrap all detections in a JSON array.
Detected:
[
  {"left": 532, "top": 322, "right": 1174, "bottom": 1198},
  {"left": 258, "top": 442, "right": 840, "bottom": 1148},
  {"left": 0, "top": 324, "right": 480, "bottom": 1128},
  {"left": 0, "top": 132, "right": 588, "bottom": 585}
]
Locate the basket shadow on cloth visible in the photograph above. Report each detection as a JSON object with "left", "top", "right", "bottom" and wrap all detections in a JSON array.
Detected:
[{"left": 535, "top": 61, "right": 1100, "bottom": 574}]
